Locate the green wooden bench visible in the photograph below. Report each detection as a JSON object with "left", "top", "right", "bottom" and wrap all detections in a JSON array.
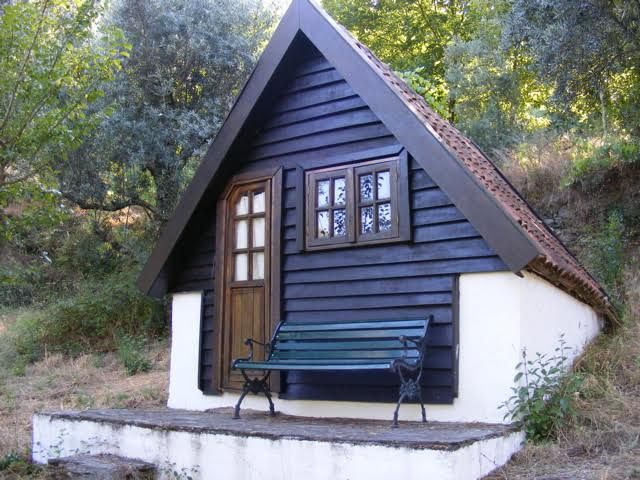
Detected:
[{"left": 232, "top": 316, "right": 432, "bottom": 427}]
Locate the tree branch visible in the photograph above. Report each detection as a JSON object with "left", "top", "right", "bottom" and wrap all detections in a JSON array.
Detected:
[{"left": 62, "top": 190, "right": 157, "bottom": 217}]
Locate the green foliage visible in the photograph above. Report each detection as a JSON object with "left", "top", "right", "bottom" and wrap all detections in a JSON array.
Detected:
[
  {"left": 0, "top": 451, "right": 41, "bottom": 476},
  {"left": 501, "top": 336, "right": 584, "bottom": 442},
  {"left": 444, "top": 0, "right": 552, "bottom": 156},
  {"left": 582, "top": 211, "right": 627, "bottom": 311},
  {"left": 568, "top": 139, "right": 640, "bottom": 189},
  {"left": 0, "top": 259, "right": 47, "bottom": 307},
  {"left": 0, "top": 181, "right": 70, "bottom": 249},
  {"left": 0, "top": 0, "right": 128, "bottom": 189},
  {"left": 396, "top": 67, "right": 448, "bottom": 118},
  {"left": 507, "top": 0, "right": 640, "bottom": 139},
  {"left": 323, "top": 0, "right": 479, "bottom": 119},
  {"left": 116, "top": 334, "right": 151, "bottom": 375},
  {"left": 60, "top": 0, "right": 277, "bottom": 223},
  {"left": 4, "top": 268, "right": 164, "bottom": 367}
]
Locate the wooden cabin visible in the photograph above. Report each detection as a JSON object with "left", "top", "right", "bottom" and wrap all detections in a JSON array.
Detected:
[{"left": 137, "top": 0, "right": 615, "bottom": 424}]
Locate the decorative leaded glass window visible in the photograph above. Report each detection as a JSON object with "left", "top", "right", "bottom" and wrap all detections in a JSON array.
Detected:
[
  {"left": 305, "top": 167, "right": 355, "bottom": 248},
  {"left": 232, "top": 188, "right": 267, "bottom": 281},
  {"left": 305, "top": 157, "right": 407, "bottom": 250}
]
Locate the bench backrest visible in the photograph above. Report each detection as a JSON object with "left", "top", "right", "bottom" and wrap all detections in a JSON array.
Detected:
[{"left": 269, "top": 318, "right": 430, "bottom": 364}]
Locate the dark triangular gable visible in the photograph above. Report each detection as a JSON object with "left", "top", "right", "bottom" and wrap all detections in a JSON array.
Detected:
[
  {"left": 180, "top": 39, "right": 508, "bottom": 400},
  {"left": 138, "top": 0, "right": 542, "bottom": 299}
]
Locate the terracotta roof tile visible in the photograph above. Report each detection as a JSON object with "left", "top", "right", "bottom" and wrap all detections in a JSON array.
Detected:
[{"left": 338, "top": 26, "right": 616, "bottom": 322}]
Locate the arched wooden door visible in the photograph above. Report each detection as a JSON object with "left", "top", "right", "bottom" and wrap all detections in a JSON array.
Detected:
[{"left": 219, "top": 178, "right": 272, "bottom": 390}]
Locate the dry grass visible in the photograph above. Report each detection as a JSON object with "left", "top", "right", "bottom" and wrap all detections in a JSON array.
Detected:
[
  {"left": 487, "top": 271, "right": 640, "bottom": 480},
  {"left": 0, "top": 327, "right": 169, "bottom": 461}
]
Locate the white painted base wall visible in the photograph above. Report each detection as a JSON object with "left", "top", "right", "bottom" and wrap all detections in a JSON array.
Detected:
[
  {"left": 32, "top": 413, "right": 525, "bottom": 480},
  {"left": 169, "top": 272, "right": 602, "bottom": 424}
]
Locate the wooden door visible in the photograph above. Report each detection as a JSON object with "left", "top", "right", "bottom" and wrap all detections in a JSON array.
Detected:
[{"left": 220, "top": 180, "right": 271, "bottom": 390}]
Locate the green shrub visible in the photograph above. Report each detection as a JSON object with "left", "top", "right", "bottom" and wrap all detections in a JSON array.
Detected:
[
  {"left": 116, "top": 334, "right": 151, "bottom": 375},
  {"left": 0, "top": 451, "right": 41, "bottom": 476},
  {"left": 500, "top": 336, "right": 584, "bottom": 442},
  {"left": 4, "top": 267, "right": 164, "bottom": 367},
  {"left": 0, "top": 260, "right": 47, "bottom": 307},
  {"left": 568, "top": 139, "right": 640, "bottom": 189},
  {"left": 582, "top": 210, "right": 627, "bottom": 311}
]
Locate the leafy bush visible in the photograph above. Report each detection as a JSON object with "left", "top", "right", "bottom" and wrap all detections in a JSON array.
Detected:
[
  {"left": 0, "top": 260, "right": 48, "bottom": 307},
  {"left": 501, "top": 336, "right": 584, "bottom": 442},
  {"left": 568, "top": 139, "right": 640, "bottom": 189},
  {"left": 5, "top": 268, "right": 164, "bottom": 367},
  {"left": 116, "top": 334, "right": 151, "bottom": 375},
  {"left": 0, "top": 451, "right": 41, "bottom": 476},
  {"left": 582, "top": 211, "right": 627, "bottom": 311}
]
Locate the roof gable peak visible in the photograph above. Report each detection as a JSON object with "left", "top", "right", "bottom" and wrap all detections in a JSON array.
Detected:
[{"left": 137, "top": 0, "right": 616, "bottom": 323}]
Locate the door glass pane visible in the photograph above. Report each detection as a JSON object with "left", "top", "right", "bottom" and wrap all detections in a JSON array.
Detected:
[
  {"left": 252, "top": 217, "right": 265, "bottom": 247},
  {"left": 236, "top": 195, "right": 249, "bottom": 215},
  {"left": 253, "top": 191, "right": 265, "bottom": 213},
  {"left": 361, "top": 206, "right": 374, "bottom": 234},
  {"left": 333, "top": 209, "right": 346, "bottom": 237},
  {"left": 252, "top": 252, "right": 264, "bottom": 280},
  {"left": 317, "top": 180, "right": 330, "bottom": 207},
  {"left": 378, "top": 202, "right": 392, "bottom": 232},
  {"left": 234, "top": 253, "right": 248, "bottom": 281},
  {"left": 317, "top": 210, "right": 330, "bottom": 238},
  {"left": 377, "top": 171, "right": 390, "bottom": 199},
  {"left": 334, "top": 177, "right": 346, "bottom": 205},
  {"left": 235, "top": 220, "right": 248, "bottom": 249},
  {"left": 360, "top": 174, "right": 373, "bottom": 201}
]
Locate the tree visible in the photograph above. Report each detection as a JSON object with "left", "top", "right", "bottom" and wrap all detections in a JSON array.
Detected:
[
  {"left": 507, "top": 0, "right": 640, "bottom": 138},
  {"left": 445, "top": 0, "right": 551, "bottom": 156},
  {"left": 60, "top": 0, "right": 276, "bottom": 223},
  {"left": 322, "top": 0, "right": 477, "bottom": 120},
  {"left": 0, "top": 0, "right": 127, "bottom": 189}
]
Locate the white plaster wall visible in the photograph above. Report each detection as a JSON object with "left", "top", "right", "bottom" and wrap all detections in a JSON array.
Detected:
[
  {"left": 32, "top": 414, "right": 524, "bottom": 480},
  {"left": 167, "top": 292, "right": 217, "bottom": 411},
  {"left": 167, "top": 272, "right": 601, "bottom": 424},
  {"left": 454, "top": 272, "right": 523, "bottom": 423},
  {"left": 519, "top": 271, "right": 602, "bottom": 366}
]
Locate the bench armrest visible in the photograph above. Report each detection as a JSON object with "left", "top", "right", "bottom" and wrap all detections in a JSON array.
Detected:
[
  {"left": 241, "top": 338, "right": 272, "bottom": 362},
  {"left": 398, "top": 335, "right": 421, "bottom": 358}
]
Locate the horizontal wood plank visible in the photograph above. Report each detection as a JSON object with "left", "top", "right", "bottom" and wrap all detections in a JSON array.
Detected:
[
  {"left": 284, "top": 292, "right": 452, "bottom": 312},
  {"left": 283, "top": 238, "right": 496, "bottom": 271},
  {"left": 283, "top": 276, "right": 453, "bottom": 299},
  {"left": 264, "top": 95, "right": 367, "bottom": 130}
]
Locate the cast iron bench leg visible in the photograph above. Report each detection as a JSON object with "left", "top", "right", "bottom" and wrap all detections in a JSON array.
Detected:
[
  {"left": 392, "top": 368, "right": 426, "bottom": 428},
  {"left": 233, "top": 370, "right": 275, "bottom": 419}
]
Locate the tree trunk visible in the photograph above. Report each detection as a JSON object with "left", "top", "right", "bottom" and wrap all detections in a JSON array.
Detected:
[
  {"left": 154, "top": 168, "right": 181, "bottom": 225},
  {"left": 599, "top": 86, "right": 608, "bottom": 140}
]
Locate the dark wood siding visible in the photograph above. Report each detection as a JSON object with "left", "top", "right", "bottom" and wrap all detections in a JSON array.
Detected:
[{"left": 171, "top": 42, "right": 508, "bottom": 400}]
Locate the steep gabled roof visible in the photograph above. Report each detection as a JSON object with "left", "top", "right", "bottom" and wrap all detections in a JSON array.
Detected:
[{"left": 138, "top": 0, "right": 616, "bottom": 323}]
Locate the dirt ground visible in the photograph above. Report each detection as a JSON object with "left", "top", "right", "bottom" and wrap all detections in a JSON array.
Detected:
[{"left": 0, "top": 310, "right": 169, "bottom": 478}]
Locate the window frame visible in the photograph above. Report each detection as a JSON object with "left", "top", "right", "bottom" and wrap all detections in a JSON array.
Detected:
[
  {"left": 354, "top": 160, "right": 400, "bottom": 242},
  {"left": 304, "top": 155, "right": 409, "bottom": 251},
  {"left": 305, "top": 166, "right": 355, "bottom": 249}
]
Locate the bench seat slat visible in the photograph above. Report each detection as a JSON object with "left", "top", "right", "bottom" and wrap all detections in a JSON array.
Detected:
[
  {"left": 271, "top": 349, "right": 419, "bottom": 360},
  {"left": 274, "top": 339, "right": 413, "bottom": 350},
  {"left": 278, "top": 319, "right": 428, "bottom": 332},
  {"left": 277, "top": 328, "right": 424, "bottom": 341},
  {"left": 233, "top": 360, "right": 417, "bottom": 370}
]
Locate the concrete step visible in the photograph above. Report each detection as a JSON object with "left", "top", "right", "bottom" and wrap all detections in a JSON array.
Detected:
[
  {"left": 34, "top": 408, "right": 524, "bottom": 480},
  {"left": 48, "top": 453, "right": 156, "bottom": 479}
]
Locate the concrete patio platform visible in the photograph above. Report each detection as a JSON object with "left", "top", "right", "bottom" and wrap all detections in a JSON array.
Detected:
[{"left": 33, "top": 408, "right": 524, "bottom": 480}]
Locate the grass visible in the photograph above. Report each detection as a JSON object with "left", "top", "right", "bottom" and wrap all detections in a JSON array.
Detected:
[{"left": 0, "top": 309, "right": 169, "bottom": 479}]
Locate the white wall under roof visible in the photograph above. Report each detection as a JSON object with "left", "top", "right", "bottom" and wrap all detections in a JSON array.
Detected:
[{"left": 168, "top": 272, "right": 602, "bottom": 423}]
